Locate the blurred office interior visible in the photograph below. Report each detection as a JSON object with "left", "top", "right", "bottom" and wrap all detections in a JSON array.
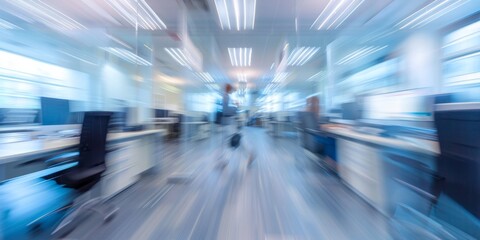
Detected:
[{"left": 0, "top": 0, "right": 480, "bottom": 239}]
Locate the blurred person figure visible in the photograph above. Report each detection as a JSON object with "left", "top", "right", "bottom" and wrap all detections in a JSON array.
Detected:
[
  {"left": 219, "top": 84, "right": 255, "bottom": 167},
  {"left": 306, "top": 96, "right": 320, "bottom": 120}
]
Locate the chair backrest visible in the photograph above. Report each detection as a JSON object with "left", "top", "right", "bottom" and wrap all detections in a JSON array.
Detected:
[
  {"left": 297, "top": 111, "right": 322, "bottom": 153},
  {"left": 434, "top": 102, "right": 480, "bottom": 219},
  {"left": 78, "top": 112, "right": 112, "bottom": 169}
]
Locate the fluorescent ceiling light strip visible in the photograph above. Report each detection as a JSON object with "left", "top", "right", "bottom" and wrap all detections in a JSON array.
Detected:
[
  {"left": 165, "top": 48, "right": 187, "bottom": 66},
  {"left": 318, "top": 0, "right": 346, "bottom": 29},
  {"left": 14, "top": 0, "right": 85, "bottom": 30},
  {"left": 243, "top": 0, "right": 247, "bottom": 30},
  {"left": 228, "top": 48, "right": 235, "bottom": 65},
  {"left": 327, "top": 0, "right": 357, "bottom": 29},
  {"left": 0, "top": 18, "right": 20, "bottom": 29},
  {"left": 59, "top": 51, "right": 96, "bottom": 65},
  {"left": 113, "top": 48, "right": 151, "bottom": 65},
  {"left": 335, "top": 0, "right": 364, "bottom": 29},
  {"left": 108, "top": 0, "right": 166, "bottom": 30},
  {"left": 287, "top": 47, "right": 304, "bottom": 65},
  {"left": 103, "top": 48, "right": 151, "bottom": 65},
  {"left": 311, "top": 0, "right": 333, "bottom": 29},
  {"left": 337, "top": 47, "right": 372, "bottom": 64},
  {"left": 140, "top": 0, "right": 167, "bottom": 29},
  {"left": 295, "top": 48, "right": 314, "bottom": 65},
  {"left": 223, "top": 0, "right": 232, "bottom": 29},
  {"left": 233, "top": 0, "right": 241, "bottom": 30},
  {"left": 400, "top": 0, "right": 450, "bottom": 29},
  {"left": 396, "top": 0, "right": 441, "bottom": 27},
  {"left": 248, "top": 48, "right": 252, "bottom": 66},
  {"left": 446, "top": 51, "right": 480, "bottom": 62},
  {"left": 251, "top": 0, "right": 256, "bottom": 29},
  {"left": 413, "top": 0, "right": 466, "bottom": 28},
  {"left": 107, "top": 0, "right": 136, "bottom": 26},
  {"left": 121, "top": 0, "right": 152, "bottom": 29},
  {"left": 299, "top": 48, "right": 319, "bottom": 65},
  {"left": 291, "top": 48, "right": 310, "bottom": 66},
  {"left": 106, "top": 34, "right": 132, "bottom": 49},
  {"left": 214, "top": 0, "right": 228, "bottom": 29},
  {"left": 233, "top": 48, "right": 239, "bottom": 66},
  {"left": 37, "top": 0, "right": 86, "bottom": 29},
  {"left": 239, "top": 48, "right": 243, "bottom": 66},
  {"left": 26, "top": 1, "right": 75, "bottom": 29}
]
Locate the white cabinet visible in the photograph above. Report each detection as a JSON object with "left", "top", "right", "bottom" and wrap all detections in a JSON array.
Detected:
[{"left": 337, "top": 139, "right": 388, "bottom": 215}]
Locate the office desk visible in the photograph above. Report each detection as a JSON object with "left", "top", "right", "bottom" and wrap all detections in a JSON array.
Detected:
[
  {"left": 321, "top": 124, "right": 439, "bottom": 216},
  {"left": 181, "top": 122, "right": 210, "bottom": 140},
  {"left": 0, "top": 129, "right": 166, "bottom": 197},
  {"left": 323, "top": 125, "right": 439, "bottom": 156}
]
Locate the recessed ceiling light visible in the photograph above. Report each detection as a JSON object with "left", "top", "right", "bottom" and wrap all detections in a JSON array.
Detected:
[
  {"left": 311, "top": 0, "right": 364, "bottom": 30},
  {"left": 396, "top": 0, "right": 469, "bottom": 29},
  {"left": 214, "top": 0, "right": 256, "bottom": 30},
  {"left": 0, "top": 18, "right": 21, "bottom": 29},
  {"left": 287, "top": 47, "right": 320, "bottom": 66},
  {"left": 5, "top": 0, "right": 86, "bottom": 30},
  {"left": 228, "top": 48, "right": 252, "bottom": 67},
  {"left": 165, "top": 48, "right": 195, "bottom": 69},
  {"left": 106, "top": 0, "right": 167, "bottom": 30},
  {"left": 101, "top": 47, "right": 151, "bottom": 66},
  {"left": 336, "top": 46, "right": 387, "bottom": 65},
  {"left": 195, "top": 72, "right": 215, "bottom": 83}
]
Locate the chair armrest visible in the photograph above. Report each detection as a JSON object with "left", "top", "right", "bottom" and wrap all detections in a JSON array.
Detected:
[{"left": 395, "top": 178, "right": 436, "bottom": 201}]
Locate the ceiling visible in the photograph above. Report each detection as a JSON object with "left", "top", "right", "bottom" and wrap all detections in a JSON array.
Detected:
[{"left": 0, "top": 0, "right": 479, "bottom": 93}]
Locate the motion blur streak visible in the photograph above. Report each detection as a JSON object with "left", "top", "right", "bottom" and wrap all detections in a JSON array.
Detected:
[{"left": 1, "top": 0, "right": 480, "bottom": 239}]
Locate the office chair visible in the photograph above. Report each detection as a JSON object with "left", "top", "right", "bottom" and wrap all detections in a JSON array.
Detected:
[
  {"left": 296, "top": 111, "right": 338, "bottom": 172},
  {"left": 390, "top": 102, "right": 480, "bottom": 239},
  {"left": 29, "top": 112, "right": 117, "bottom": 238}
]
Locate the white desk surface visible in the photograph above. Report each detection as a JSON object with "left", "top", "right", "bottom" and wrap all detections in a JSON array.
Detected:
[
  {"left": 323, "top": 125, "right": 439, "bottom": 156},
  {"left": 0, "top": 129, "right": 166, "bottom": 164},
  {"left": 0, "top": 125, "right": 40, "bottom": 133},
  {"left": 151, "top": 117, "right": 178, "bottom": 122},
  {"left": 181, "top": 122, "right": 209, "bottom": 124}
]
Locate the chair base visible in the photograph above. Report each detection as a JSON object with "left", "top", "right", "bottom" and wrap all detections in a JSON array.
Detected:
[{"left": 51, "top": 197, "right": 118, "bottom": 238}]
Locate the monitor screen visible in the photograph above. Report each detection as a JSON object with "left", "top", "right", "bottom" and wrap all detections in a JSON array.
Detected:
[
  {"left": 342, "top": 102, "right": 360, "bottom": 120},
  {"left": 155, "top": 109, "right": 169, "bottom": 118},
  {"left": 40, "top": 97, "right": 70, "bottom": 125}
]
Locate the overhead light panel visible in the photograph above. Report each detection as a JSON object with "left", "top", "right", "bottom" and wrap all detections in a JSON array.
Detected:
[
  {"left": 107, "top": 0, "right": 167, "bottom": 30},
  {"left": 287, "top": 47, "right": 320, "bottom": 66},
  {"left": 101, "top": 47, "right": 152, "bottom": 66},
  {"left": 196, "top": 72, "right": 215, "bottom": 83},
  {"left": 307, "top": 71, "right": 326, "bottom": 81},
  {"left": 238, "top": 74, "right": 247, "bottom": 82},
  {"left": 396, "top": 0, "right": 469, "bottom": 29},
  {"left": 228, "top": 48, "right": 252, "bottom": 67},
  {"left": 311, "top": 0, "right": 364, "bottom": 30},
  {"left": 0, "top": 18, "right": 21, "bottom": 29},
  {"left": 214, "top": 0, "right": 256, "bottom": 30},
  {"left": 337, "top": 46, "right": 387, "bottom": 65},
  {"left": 165, "top": 48, "right": 196, "bottom": 69},
  {"left": 272, "top": 72, "right": 290, "bottom": 83},
  {"left": 5, "top": 0, "right": 86, "bottom": 30}
]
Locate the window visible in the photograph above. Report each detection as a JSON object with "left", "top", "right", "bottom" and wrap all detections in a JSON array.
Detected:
[{"left": 443, "top": 20, "right": 480, "bottom": 87}]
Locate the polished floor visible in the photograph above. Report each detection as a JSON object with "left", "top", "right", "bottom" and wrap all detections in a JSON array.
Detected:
[{"left": 3, "top": 127, "right": 393, "bottom": 239}]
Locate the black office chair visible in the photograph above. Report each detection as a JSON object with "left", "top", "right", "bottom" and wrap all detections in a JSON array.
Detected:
[
  {"left": 30, "top": 112, "right": 117, "bottom": 237},
  {"left": 390, "top": 102, "right": 480, "bottom": 239}
]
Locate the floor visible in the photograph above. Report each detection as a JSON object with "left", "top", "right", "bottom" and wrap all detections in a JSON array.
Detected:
[{"left": 2, "top": 127, "right": 394, "bottom": 240}]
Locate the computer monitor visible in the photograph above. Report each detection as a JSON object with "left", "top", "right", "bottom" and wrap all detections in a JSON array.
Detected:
[
  {"left": 341, "top": 102, "right": 360, "bottom": 120},
  {"left": 155, "top": 109, "right": 169, "bottom": 118},
  {"left": 40, "top": 97, "right": 70, "bottom": 125},
  {"left": 434, "top": 102, "right": 480, "bottom": 219}
]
